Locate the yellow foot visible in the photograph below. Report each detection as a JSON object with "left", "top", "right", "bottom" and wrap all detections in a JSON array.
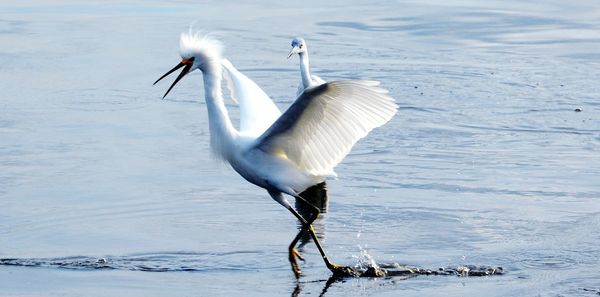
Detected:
[
  {"left": 290, "top": 248, "right": 304, "bottom": 262},
  {"left": 289, "top": 248, "right": 305, "bottom": 278}
]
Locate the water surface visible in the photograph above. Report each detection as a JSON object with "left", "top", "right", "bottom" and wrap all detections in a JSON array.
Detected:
[{"left": 1, "top": 0, "right": 600, "bottom": 296}]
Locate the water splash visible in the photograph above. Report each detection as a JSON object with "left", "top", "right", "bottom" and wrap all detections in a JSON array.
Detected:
[
  {"left": 351, "top": 246, "right": 383, "bottom": 276},
  {"left": 343, "top": 246, "right": 504, "bottom": 278}
]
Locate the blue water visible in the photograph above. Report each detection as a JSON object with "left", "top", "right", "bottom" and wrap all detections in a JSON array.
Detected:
[{"left": 1, "top": 0, "right": 600, "bottom": 296}]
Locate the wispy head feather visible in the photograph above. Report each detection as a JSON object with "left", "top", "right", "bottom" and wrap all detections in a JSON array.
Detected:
[{"left": 179, "top": 29, "right": 224, "bottom": 62}]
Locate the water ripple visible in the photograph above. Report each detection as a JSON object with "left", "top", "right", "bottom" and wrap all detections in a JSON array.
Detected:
[
  {"left": 0, "top": 252, "right": 504, "bottom": 278},
  {"left": 457, "top": 123, "right": 596, "bottom": 135},
  {"left": 520, "top": 253, "right": 577, "bottom": 270},
  {"left": 50, "top": 88, "right": 147, "bottom": 112},
  {"left": 0, "top": 251, "right": 276, "bottom": 272},
  {"left": 317, "top": 9, "right": 599, "bottom": 47}
]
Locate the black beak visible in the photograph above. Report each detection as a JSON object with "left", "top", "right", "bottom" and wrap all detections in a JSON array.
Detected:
[{"left": 154, "top": 57, "right": 195, "bottom": 99}]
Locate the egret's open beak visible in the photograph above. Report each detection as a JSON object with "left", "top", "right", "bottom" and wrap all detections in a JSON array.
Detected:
[
  {"left": 287, "top": 46, "right": 300, "bottom": 59},
  {"left": 154, "top": 57, "right": 195, "bottom": 99}
]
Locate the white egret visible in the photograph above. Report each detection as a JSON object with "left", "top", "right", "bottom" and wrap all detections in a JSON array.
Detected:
[
  {"left": 154, "top": 31, "right": 398, "bottom": 277},
  {"left": 287, "top": 37, "right": 326, "bottom": 97}
]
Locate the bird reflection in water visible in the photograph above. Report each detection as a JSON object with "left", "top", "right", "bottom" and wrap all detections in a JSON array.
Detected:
[
  {"left": 291, "top": 272, "right": 415, "bottom": 297},
  {"left": 295, "top": 181, "right": 329, "bottom": 251},
  {"left": 291, "top": 275, "right": 340, "bottom": 297}
]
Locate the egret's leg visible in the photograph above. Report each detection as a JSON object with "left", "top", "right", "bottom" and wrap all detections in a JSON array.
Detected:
[
  {"left": 290, "top": 195, "right": 335, "bottom": 268},
  {"left": 286, "top": 206, "right": 316, "bottom": 272},
  {"left": 269, "top": 189, "right": 356, "bottom": 277},
  {"left": 269, "top": 190, "right": 328, "bottom": 276},
  {"left": 269, "top": 190, "right": 308, "bottom": 276},
  {"left": 288, "top": 197, "right": 320, "bottom": 261},
  {"left": 285, "top": 200, "right": 336, "bottom": 269},
  {"left": 292, "top": 194, "right": 359, "bottom": 277},
  {"left": 295, "top": 182, "right": 327, "bottom": 250}
]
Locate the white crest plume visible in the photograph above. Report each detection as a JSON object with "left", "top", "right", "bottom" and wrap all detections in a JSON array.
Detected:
[{"left": 179, "top": 29, "right": 224, "bottom": 61}]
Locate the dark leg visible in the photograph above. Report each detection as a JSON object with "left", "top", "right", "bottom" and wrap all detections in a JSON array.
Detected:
[
  {"left": 285, "top": 196, "right": 335, "bottom": 268},
  {"left": 269, "top": 189, "right": 356, "bottom": 277},
  {"left": 287, "top": 201, "right": 320, "bottom": 273},
  {"left": 269, "top": 189, "right": 313, "bottom": 277},
  {"left": 290, "top": 195, "right": 334, "bottom": 265},
  {"left": 291, "top": 194, "right": 359, "bottom": 277}
]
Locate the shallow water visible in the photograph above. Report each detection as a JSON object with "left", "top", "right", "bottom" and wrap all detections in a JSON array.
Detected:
[{"left": 1, "top": 0, "right": 600, "bottom": 296}]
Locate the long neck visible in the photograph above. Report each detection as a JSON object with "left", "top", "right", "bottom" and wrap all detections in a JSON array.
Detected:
[
  {"left": 202, "top": 61, "right": 238, "bottom": 160},
  {"left": 298, "top": 52, "right": 314, "bottom": 89}
]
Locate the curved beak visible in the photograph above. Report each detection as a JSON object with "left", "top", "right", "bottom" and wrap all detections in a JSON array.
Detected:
[
  {"left": 154, "top": 57, "right": 195, "bottom": 99},
  {"left": 287, "top": 46, "right": 300, "bottom": 59}
]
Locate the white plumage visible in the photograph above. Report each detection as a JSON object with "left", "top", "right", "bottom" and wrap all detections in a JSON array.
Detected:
[
  {"left": 155, "top": 31, "right": 398, "bottom": 277},
  {"left": 179, "top": 30, "right": 223, "bottom": 62},
  {"left": 256, "top": 80, "right": 397, "bottom": 177},
  {"left": 221, "top": 58, "right": 281, "bottom": 137}
]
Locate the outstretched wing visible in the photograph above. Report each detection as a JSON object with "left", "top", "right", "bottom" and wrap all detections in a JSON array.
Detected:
[
  {"left": 254, "top": 80, "right": 397, "bottom": 176},
  {"left": 221, "top": 58, "right": 281, "bottom": 136}
]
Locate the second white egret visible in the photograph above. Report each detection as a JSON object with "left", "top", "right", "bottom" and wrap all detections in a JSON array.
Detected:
[{"left": 287, "top": 37, "right": 326, "bottom": 97}]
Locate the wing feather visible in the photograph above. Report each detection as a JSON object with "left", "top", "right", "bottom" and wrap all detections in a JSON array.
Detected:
[
  {"left": 254, "top": 80, "right": 398, "bottom": 176},
  {"left": 221, "top": 59, "right": 281, "bottom": 136}
]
